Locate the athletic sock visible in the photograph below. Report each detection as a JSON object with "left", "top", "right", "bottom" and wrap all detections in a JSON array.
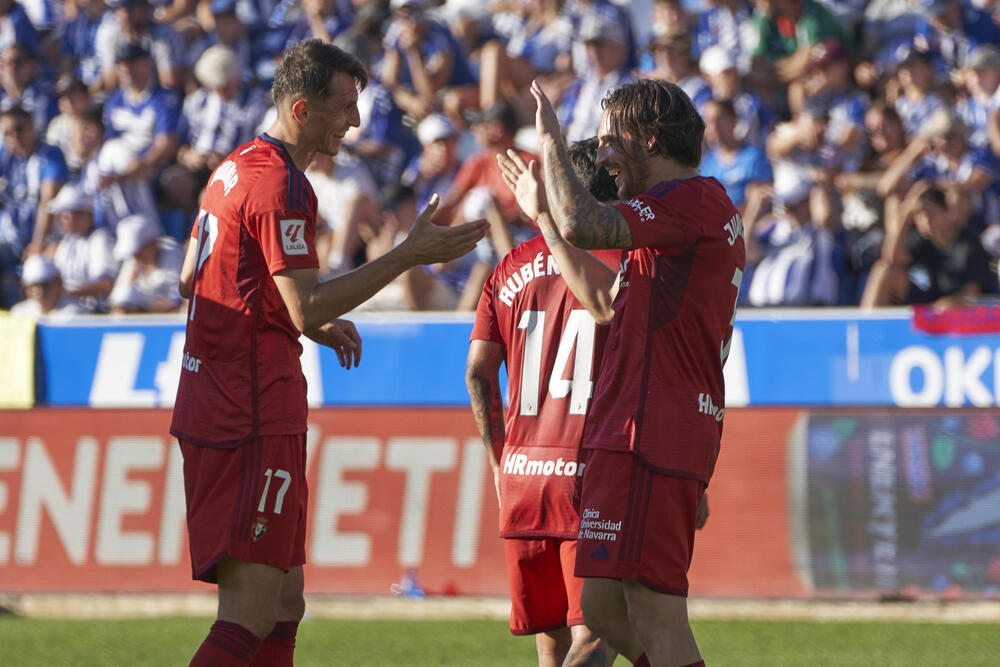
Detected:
[
  {"left": 250, "top": 621, "right": 299, "bottom": 666},
  {"left": 190, "top": 620, "right": 261, "bottom": 666},
  {"left": 634, "top": 654, "right": 650, "bottom": 667}
]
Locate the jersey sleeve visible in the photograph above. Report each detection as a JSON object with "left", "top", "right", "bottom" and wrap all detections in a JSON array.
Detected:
[
  {"left": 470, "top": 267, "right": 502, "bottom": 342},
  {"left": 614, "top": 181, "right": 704, "bottom": 253},
  {"left": 245, "top": 172, "right": 320, "bottom": 275}
]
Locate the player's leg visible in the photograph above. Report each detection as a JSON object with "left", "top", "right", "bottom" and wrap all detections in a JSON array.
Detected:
[
  {"left": 579, "top": 578, "right": 644, "bottom": 662},
  {"left": 559, "top": 539, "right": 618, "bottom": 667},
  {"left": 504, "top": 538, "right": 574, "bottom": 665},
  {"left": 536, "top": 627, "right": 572, "bottom": 667},
  {"left": 250, "top": 565, "right": 306, "bottom": 667},
  {"left": 622, "top": 582, "right": 701, "bottom": 667}
]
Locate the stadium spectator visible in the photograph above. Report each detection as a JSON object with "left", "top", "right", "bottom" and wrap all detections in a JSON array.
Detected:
[
  {"left": 282, "top": 0, "right": 353, "bottom": 50},
  {"left": 564, "top": 0, "right": 639, "bottom": 75},
  {"left": 59, "top": 0, "right": 107, "bottom": 89},
  {"left": 98, "top": 44, "right": 179, "bottom": 226},
  {"left": 173, "top": 46, "right": 270, "bottom": 191},
  {"left": 0, "top": 106, "right": 67, "bottom": 269},
  {"left": 0, "top": 43, "right": 56, "bottom": 135},
  {"left": 477, "top": 0, "right": 573, "bottom": 112},
  {"left": 878, "top": 110, "right": 1000, "bottom": 230},
  {"left": 889, "top": 46, "right": 947, "bottom": 139},
  {"left": 700, "top": 98, "right": 772, "bottom": 231},
  {"left": 956, "top": 45, "right": 1000, "bottom": 152},
  {"left": 862, "top": 183, "right": 992, "bottom": 308},
  {"left": 108, "top": 213, "right": 183, "bottom": 313},
  {"left": 380, "top": 0, "right": 477, "bottom": 123},
  {"left": 913, "top": 0, "right": 1000, "bottom": 74},
  {"left": 499, "top": 78, "right": 740, "bottom": 667},
  {"left": 641, "top": 30, "right": 710, "bottom": 113},
  {"left": 306, "top": 150, "right": 379, "bottom": 277},
  {"left": 44, "top": 78, "right": 91, "bottom": 172},
  {"left": 48, "top": 183, "right": 116, "bottom": 312},
  {"left": 9, "top": 253, "right": 83, "bottom": 318},
  {"left": 693, "top": 0, "right": 753, "bottom": 70},
  {"left": 172, "top": 40, "right": 486, "bottom": 667},
  {"left": 186, "top": 0, "right": 252, "bottom": 82},
  {"left": 560, "top": 14, "right": 636, "bottom": 144},
  {"left": 745, "top": 164, "right": 841, "bottom": 306},
  {"left": 698, "top": 45, "right": 773, "bottom": 145},
  {"left": 93, "top": 0, "right": 185, "bottom": 92},
  {"left": 466, "top": 136, "right": 620, "bottom": 667},
  {"left": 0, "top": 0, "right": 38, "bottom": 53},
  {"left": 748, "top": 0, "right": 853, "bottom": 104},
  {"left": 402, "top": 112, "right": 461, "bottom": 211}
]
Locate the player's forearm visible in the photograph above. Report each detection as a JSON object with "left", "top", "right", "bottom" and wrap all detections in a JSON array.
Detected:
[
  {"left": 540, "top": 138, "right": 631, "bottom": 250},
  {"left": 465, "top": 370, "right": 505, "bottom": 470},
  {"left": 538, "top": 212, "right": 618, "bottom": 325},
  {"left": 303, "top": 247, "right": 415, "bottom": 329}
]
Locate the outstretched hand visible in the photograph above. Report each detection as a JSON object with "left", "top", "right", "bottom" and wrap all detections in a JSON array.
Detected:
[
  {"left": 529, "top": 80, "right": 564, "bottom": 149},
  {"left": 402, "top": 194, "right": 489, "bottom": 265},
  {"left": 497, "top": 149, "right": 547, "bottom": 221},
  {"left": 312, "top": 318, "right": 362, "bottom": 368}
]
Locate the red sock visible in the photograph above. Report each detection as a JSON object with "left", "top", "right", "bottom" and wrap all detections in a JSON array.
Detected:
[
  {"left": 634, "top": 654, "right": 650, "bottom": 667},
  {"left": 190, "top": 620, "right": 261, "bottom": 666},
  {"left": 250, "top": 621, "right": 299, "bottom": 666}
]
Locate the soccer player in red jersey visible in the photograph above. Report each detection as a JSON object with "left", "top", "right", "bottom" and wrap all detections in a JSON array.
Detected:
[
  {"left": 171, "top": 39, "right": 488, "bottom": 667},
  {"left": 467, "top": 137, "right": 620, "bottom": 667},
  {"left": 499, "top": 79, "right": 744, "bottom": 666}
]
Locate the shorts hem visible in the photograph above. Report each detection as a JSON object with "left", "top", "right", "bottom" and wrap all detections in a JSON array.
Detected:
[
  {"left": 566, "top": 615, "right": 585, "bottom": 627},
  {"left": 635, "top": 575, "right": 688, "bottom": 598},
  {"left": 193, "top": 551, "right": 229, "bottom": 583},
  {"left": 500, "top": 530, "right": 579, "bottom": 539},
  {"left": 511, "top": 621, "right": 569, "bottom": 636}
]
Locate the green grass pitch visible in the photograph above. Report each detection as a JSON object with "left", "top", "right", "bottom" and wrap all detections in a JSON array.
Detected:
[{"left": 0, "top": 616, "right": 995, "bottom": 665}]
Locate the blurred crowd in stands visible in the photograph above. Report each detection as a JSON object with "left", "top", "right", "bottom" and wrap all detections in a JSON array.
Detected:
[{"left": 2, "top": 0, "right": 1000, "bottom": 316}]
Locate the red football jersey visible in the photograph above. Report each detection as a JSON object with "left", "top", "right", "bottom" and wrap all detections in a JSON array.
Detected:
[
  {"left": 171, "top": 134, "right": 320, "bottom": 447},
  {"left": 472, "top": 236, "right": 621, "bottom": 538},
  {"left": 582, "top": 177, "right": 746, "bottom": 484}
]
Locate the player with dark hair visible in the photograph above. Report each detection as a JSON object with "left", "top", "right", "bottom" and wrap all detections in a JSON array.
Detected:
[
  {"left": 499, "top": 78, "right": 744, "bottom": 666},
  {"left": 171, "top": 38, "right": 487, "bottom": 667},
  {"left": 467, "top": 137, "right": 619, "bottom": 667}
]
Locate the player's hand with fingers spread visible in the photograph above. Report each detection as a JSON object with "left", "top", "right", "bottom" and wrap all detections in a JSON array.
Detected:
[
  {"left": 310, "top": 318, "right": 362, "bottom": 369},
  {"left": 497, "top": 149, "right": 548, "bottom": 220},
  {"left": 400, "top": 193, "right": 490, "bottom": 265},
  {"left": 529, "top": 80, "right": 564, "bottom": 149}
]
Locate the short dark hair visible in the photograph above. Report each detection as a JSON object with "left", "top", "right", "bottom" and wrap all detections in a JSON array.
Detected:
[
  {"left": 0, "top": 105, "right": 32, "bottom": 125},
  {"left": 569, "top": 137, "right": 618, "bottom": 203},
  {"left": 601, "top": 79, "right": 704, "bottom": 168},
  {"left": 918, "top": 187, "right": 948, "bottom": 210},
  {"left": 704, "top": 97, "right": 736, "bottom": 119},
  {"left": 272, "top": 39, "right": 368, "bottom": 104},
  {"left": 74, "top": 106, "right": 105, "bottom": 133}
]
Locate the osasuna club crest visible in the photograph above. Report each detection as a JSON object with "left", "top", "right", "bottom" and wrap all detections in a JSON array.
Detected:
[{"left": 252, "top": 516, "right": 268, "bottom": 542}]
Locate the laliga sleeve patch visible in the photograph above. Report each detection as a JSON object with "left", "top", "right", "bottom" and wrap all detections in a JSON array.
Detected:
[{"left": 280, "top": 219, "right": 308, "bottom": 255}]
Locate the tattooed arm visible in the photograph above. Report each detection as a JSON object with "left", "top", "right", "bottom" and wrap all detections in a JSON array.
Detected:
[
  {"left": 530, "top": 81, "right": 633, "bottom": 251},
  {"left": 466, "top": 339, "right": 506, "bottom": 506}
]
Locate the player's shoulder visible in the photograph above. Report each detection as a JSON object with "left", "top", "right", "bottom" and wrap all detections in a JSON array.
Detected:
[
  {"left": 219, "top": 136, "right": 311, "bottom": 212},
  {"left": 496, "top": 235, "right": 546, "bottom": 275}
]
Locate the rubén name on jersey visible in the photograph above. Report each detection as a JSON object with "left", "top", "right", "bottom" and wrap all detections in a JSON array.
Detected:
[{"left": 499, "top": 251, "right": 561, "bottom": 307}]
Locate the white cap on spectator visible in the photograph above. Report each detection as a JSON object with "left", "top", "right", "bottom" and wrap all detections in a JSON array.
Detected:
[
  {"left": 417, "top": 114, "right": 457, "bottom": 145},
  {"left": 700, "top": 46, "right": 736, "bottom": 76},
  {"left": 580, "top": 14, "right": 627, "bottom": 46},
  {"left": 772, "top": 162, "right": 811, "bottom": 208},
  {"left": 48, "top": 183, "right": 94, "bottom": 214},
  {"left": 390, "top": 0, "right": 427, "bottom": 10},
  {"left": 114, "top": 215, "right": 161, "bottom": 261},
  {"left": 195, "top": 45, "right": 241, "bottom": 89},
  {"left": 968, "top": 45, "right": 1000, "bottom": 71},
  {"left": 21, "top": 254, "right": 59, "bottom": 286}
]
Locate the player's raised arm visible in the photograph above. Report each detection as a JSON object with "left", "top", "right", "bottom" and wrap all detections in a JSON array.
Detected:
[
  {"left": 529, "top": 80, "right": 633, "bottom": 252},
  {"left": 498, "top": 148, "right": 619, "bottom": 325},
  {"left": 465, "top": 338, "right": 505, "bottom": 505},
  {"left": 274, "top": 195, "right": 488, "bottom": 333}
]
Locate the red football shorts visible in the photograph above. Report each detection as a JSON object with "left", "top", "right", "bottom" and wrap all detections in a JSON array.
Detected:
[
  {"left": 179, "top": 434, "right": 308, "bottom": 583},
  {"left": 504, "top": 537, "right": 585, "bottom": 635},
  {"left": 574, "top": 449, "right": 705, "bottom": 597}
]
